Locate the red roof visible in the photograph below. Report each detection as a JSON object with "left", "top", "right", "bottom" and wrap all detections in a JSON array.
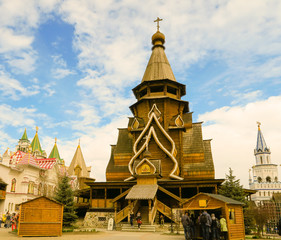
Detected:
[
  {"left": 36, "top": 158, "right": 57, "bottom": 169},
  {"left": 17, "top": 152, "right": 39, "bottom": 167}
]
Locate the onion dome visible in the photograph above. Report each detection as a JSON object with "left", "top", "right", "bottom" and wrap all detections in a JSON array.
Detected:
[{"left": 152, "top": 30, "right": 165, "bottom": 47}]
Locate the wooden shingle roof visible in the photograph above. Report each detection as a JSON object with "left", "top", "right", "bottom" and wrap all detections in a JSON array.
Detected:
[{"left": 126, "top": 184, "right": 158, "bottom": 200}]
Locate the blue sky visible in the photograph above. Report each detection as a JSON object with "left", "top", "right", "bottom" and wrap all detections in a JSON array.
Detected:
[{"left": 1, "top": 0, "right": 281, "bottom": 186}]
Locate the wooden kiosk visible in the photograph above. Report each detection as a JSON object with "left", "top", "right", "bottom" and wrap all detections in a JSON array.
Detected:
[
  {"left": 18, "top": 196, "right": 63, "bottom": 237},
  {"left": 182, "top": 193, "right": 245, "bottom": 240}
]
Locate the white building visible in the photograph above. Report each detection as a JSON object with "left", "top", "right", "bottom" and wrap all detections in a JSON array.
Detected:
[
  {"left": 0, "top": 127, "right": 66, "bottom": 213},
  {"left": 249, "top": 123, "right": 281, "bottom": 202}
]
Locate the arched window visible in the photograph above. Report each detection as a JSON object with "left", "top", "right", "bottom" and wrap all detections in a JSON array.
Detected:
[
  {"left": 258, "top": 177, "right": 262, "bottom": 183},
  {"left": 275, "top": 177, "right": 278, "bottom": 182},
  {"left": 260, "top": 156, "right": 263, "bottom": 164},
  {"left": 11, "top": 178, "right": 16, "bottom": 192},
  {"left": 268, "top": 191, "right": 271, "bottom": 197},
  {"left": 28, "top": 182, "right": 34, "bottom": 194},
  {"left": 266, "top": 176, "right": 271, "bottom": 183}
]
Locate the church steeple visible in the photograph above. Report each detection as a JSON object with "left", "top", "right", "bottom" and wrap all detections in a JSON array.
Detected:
[
  {"left": 49, "top": 138, "right": 63, "bottom": 163},
  {"left": 31, "top": 126, "right": 43, "bottom": 154},
  {"left": 142, "top": 18, "right": 176, "bottom": 83},
  {"left": 67, "top": 141, "right": 91, "bottom": 178},
  {"left": 256, "top": 122, "right": 269, "bottom": 153},
  {"left": 254, "top": 122, "right": 271, "bottom": 165},
  {"left": 20, "top": 128, "right": 28, "bottom": 141}
]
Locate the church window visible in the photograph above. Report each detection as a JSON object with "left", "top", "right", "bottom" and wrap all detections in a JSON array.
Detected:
[
  {"left": 268, "top": 191, "right": 270, "bottom": 196},
  {"left": 258, "top": 177, "right": 262, "bottom": 183},
  {"left": 11, "top": 178, "right": 16, "bottom": 192},
  {"left": 264, "top": 192, "right": 266, "bottom": 196},
  {"left": 267, "top": 156, "right": 269, "bottom": 163},
  {"left": 266, "top": 176, "right": 271, "bottom": 183},
  {"left": 28, "top": 182, "right": 34, "bottom": 194},
  {"left": 150, "top": 85, "right": 164, "bottom": 93},
  {"left": 259, "top": 192, "right": 261, "bottom": 196},
  {"left": 167, "top": 86, "right": 177, "bottom": 95},
  {"left": 260, "top": 156, "right": 263, "bottom": 164},
  {"left": 139, "top": 88, "right": 147, "bottom": 98}
]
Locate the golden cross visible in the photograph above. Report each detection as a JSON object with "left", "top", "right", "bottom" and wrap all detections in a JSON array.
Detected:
[
  {"left": 154, "top": 17, "right": 163, "bottom": 31},
  {"left": 55, "top": 137, "right": 57, "bottom": 144}
]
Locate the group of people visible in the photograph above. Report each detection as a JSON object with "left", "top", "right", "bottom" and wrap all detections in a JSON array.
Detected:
[
  {"left": 0, "top": 212, "right": 19, "bottom": 231},
  {"left": 181, "top": 210, "right": 228, "bottom": 240},
  {"left": 130, "top": 212, "right": 142, "bottom": 230}
]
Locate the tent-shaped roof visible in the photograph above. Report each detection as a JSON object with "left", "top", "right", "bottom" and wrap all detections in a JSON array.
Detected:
[
  {"left": 31, "top": 127, "right": 43, "bottom": 154},
  {"left": 20, "top": 128, "right": 29, "bottom": 141},
  {"left": 48, "top": 139, "right": 62, "bottom": 162},
  {"left": 142, "top": 30, "right": 176, "bottom": 82},
  {"left": 67, "top": 143, "right": 89, "bottom": 178}
]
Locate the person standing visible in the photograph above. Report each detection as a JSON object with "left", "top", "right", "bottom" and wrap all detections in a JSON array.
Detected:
[
  {"left": 181, "top": 211, "right": 192, "bottom": 240},
  {"left": 211, "top": 213, "right": 220, "bottom": 240},
  {"left": 199, "top": 210, "right": 212, "bottom": 240},
  {"left": 5, "top": 212, "right": 11, "bottom": 228},
  {"left": 220, "top": 215, "right": 228, "bottom": 240},
  {"left": 160, "top": 215, "right": 164, "bottom": 227},
  {"left": 130, "top": 211, "right": 134, "bottom": 227},
  {"left": 136, "top": 212, "right": 142, "bottom": 230}
]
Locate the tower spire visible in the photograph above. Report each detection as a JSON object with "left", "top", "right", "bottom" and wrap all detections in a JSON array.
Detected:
[
  {"left": 256, "top": 122, "right": 268, "bottom": 152},
  {"left": 141, "top": 18, "right": 176, "bottom": 82}
]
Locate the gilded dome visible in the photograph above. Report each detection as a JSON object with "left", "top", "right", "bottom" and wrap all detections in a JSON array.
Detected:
[{"left": 152, "top": 31, "right": 165, "bottom": 45}]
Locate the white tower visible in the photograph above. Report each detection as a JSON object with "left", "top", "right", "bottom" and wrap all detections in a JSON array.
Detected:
[{"left": 249, "top": 122, "right": 281, "bottom": 202}]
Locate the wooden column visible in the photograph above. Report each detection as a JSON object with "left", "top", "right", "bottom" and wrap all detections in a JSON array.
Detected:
[
  {"left": 114, "top": 202, "right": 117, "bottom": 221},
  {"left": 90, "top": 188, "right": 92, "bottom": 208},
  {"left": 148, "top": 199, "right": 152, "bottom": 224},
  {"left": 214, "top": 184, "right": 217, "bottom": 194},
  {"left": 105, "top": 188, "right": 107, "bottom": 208},
  {"left": 128, "top": 200, "right": 131, "bottom": 223}
]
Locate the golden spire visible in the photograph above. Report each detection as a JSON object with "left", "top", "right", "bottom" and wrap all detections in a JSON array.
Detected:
[
  {"left": 55, "top": 137, "right": 57, "bottom": 144},
  {"left": 78, "top": 139, "right": 80, "bottom": 148},
  {"left": 257, "top": 121, "right": 261, "bottom": 130},
  {"left": 154, "top": 17, "right": 163, "bottom": 31},
  {"left": 36, "top": 126, "right": 39, "bottom": 133}
]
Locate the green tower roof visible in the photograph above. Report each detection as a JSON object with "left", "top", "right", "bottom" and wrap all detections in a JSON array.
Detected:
[
  {"left": 49, "top": 138, "right": 62, "bottom": 161},
  {"left": 30, "top": 127, "right": 43, "bottom": 154},
  {"left": 20, "top": 128, "right": 28, "bottom": 141}
]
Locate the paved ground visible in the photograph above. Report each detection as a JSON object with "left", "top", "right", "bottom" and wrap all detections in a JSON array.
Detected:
[
  {"left": 0, "top": 228, "right": 184, "bottom": 240},
  {"left": 1, "top": 227, "right": 281, "bottom": 240}
]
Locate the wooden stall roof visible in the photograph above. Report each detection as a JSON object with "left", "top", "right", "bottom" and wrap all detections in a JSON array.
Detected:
[
  {"left": 19, "top": 196, "right": 63, "bottom": 206},
  {"left": 183, "top": 193, "right": 244, "bottom": 206},
  {"left": 126, "top": 184, "right": 158, "bottom": 200}
]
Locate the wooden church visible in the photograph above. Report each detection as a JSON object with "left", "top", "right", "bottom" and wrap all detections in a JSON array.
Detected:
[{"left": 82, "top": 19, "right": 225, "bottom": 228}]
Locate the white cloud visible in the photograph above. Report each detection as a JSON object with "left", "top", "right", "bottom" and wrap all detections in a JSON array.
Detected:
[
  {"left": 198, "top": 96, "right": 281, "bottom": 187},
  {"left": 52, "top": 68, "right": 76, "bottom": 79},
  {"left": 0, "top": 68, "right": 39, "bottom": 99}
]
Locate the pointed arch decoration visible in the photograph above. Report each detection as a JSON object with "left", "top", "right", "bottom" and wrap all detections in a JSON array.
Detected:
[
  {"left": 148, "top": 103, "right": 161, "bottom": 119},
  {"left": 135, "top": 158, "right": 157, "bottom": 175},
  {"left": 131, "top": 118, "right": 140, "bottom": 130},
  {"left": 125, "top": 104, "right": 183, "bottom": 181},
  {"left": 175, "top": 115, "right": 184, "bottom": 127}
]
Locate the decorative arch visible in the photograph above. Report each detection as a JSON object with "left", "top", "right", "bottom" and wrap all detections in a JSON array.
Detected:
[{"left": 126, "top": 104, "right": 183, "bottom": 181}]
